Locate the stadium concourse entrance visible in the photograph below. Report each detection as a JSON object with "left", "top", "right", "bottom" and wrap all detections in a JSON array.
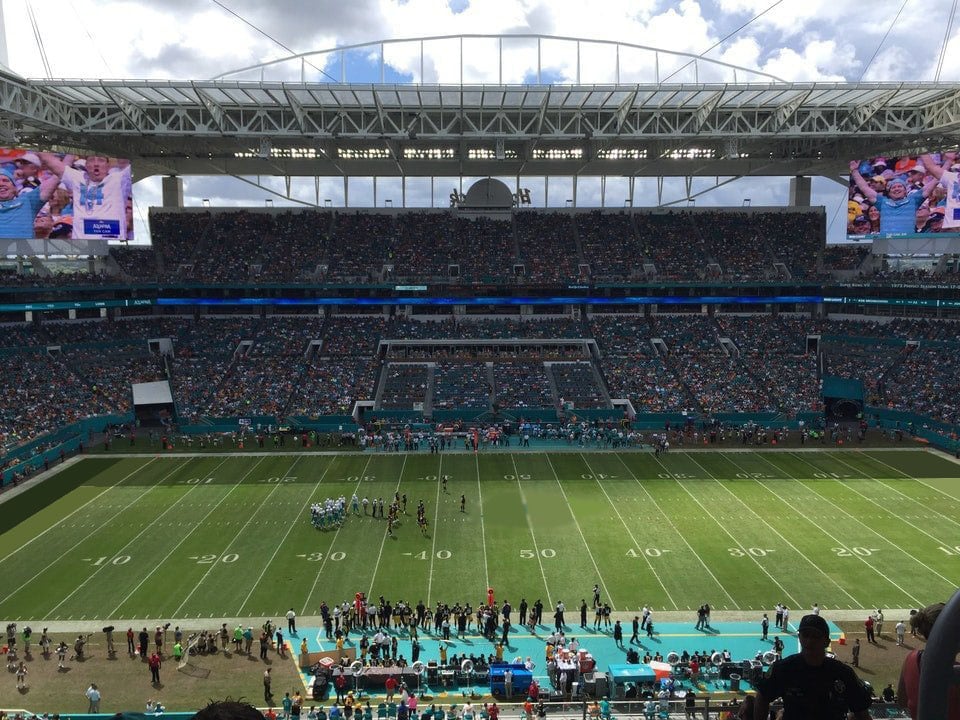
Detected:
[{"left": 821, "top": 375, "right": 865, "bottom": 422}]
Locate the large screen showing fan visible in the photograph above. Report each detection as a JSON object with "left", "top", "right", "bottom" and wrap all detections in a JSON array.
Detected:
[
  {"left": 847, "top": 151, "right": 960, "bottom": 240},
  {"left": 0, "top": 147, "right": 133, "bottom": 241}
]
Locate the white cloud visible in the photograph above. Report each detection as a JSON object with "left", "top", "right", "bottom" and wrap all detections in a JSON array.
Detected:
[{"left": 5, "top": 0, "right": 959, "bottom": 229}]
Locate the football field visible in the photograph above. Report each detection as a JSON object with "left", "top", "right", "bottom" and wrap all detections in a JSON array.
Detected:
[{"left": 1, "top": 448, "right": 958, "bottom": 623}]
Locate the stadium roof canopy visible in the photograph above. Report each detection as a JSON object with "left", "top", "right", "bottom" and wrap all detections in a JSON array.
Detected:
[{"left": 1, "top": 35, "right": 959, "bottom": 181}]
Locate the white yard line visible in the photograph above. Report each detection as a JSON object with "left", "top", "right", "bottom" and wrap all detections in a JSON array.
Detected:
[
  {"left": 651, "top": 453, "right": 801, "bottom": 607},
  {"left": 426, "top": 455, "right": 444, "bottom": 606},
  {"left": 170, "top": 456, "right": 304, "bottom": 618},
  {"left": 544, "top": 453, "right": 615, "bottom": 609},
  {"left": 695, "top": 452, "right": 863, "bottom": 606},
  {"left": 42, "top": 457, "right": 233, "bottom": 619},
  {"left": 475, "top": 454, "right": 490, "bottom": 590},
  {"left": 861, "top": 451, "right": 960, "bottom": 505},
  {"left": 109, "top": 458, "right": 267, "bottom": 618},
  {"left": 753, "top": 452, "right": 926, "bottom": 606},
  {"left": 612, "top": 453, "right": 734, "bottom": 608},
  {"left": 780, "top": 452, "right": 956, "bottom": 589},
  {"left": 577, "top": 453, "right": 675, "bottom": 610},
  {"left": 237, "top": 458, "right": 335, "bottom": 615},
  {"left": 0, "top": 457, "right": 159, "bottom": 568},
  {"left": 2, "top": 458, "right": 184, "bottom": 607},
  {"left": 301, "top": 456, "right": 374, "bottom": 615},
  {"left": 511, "top": 454, "right": 553, "bottom": 608},
  {"left": 366, "top": 455, "right": 407, "bottom": 599},
  {"left": 829, "top": 453, "right": 960, "bottom": 536}
]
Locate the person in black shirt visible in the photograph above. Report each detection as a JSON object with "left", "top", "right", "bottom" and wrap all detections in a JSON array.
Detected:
[{"left": 754, "top": 614, "right": 871, "bottom": 720}]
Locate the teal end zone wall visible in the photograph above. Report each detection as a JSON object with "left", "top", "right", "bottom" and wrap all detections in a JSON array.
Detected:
[{"left": 1, "top": 414, "right": 132, "bottom": 485}]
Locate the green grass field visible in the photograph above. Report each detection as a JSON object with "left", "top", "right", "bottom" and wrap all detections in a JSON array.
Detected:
[{"left": 2, "top": 448, "right": 959, "bottom": 623}]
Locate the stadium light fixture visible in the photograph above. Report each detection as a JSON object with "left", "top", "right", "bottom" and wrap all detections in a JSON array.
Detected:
[{"left": 598, "top": 148, "right": 647, "bottom": 160}]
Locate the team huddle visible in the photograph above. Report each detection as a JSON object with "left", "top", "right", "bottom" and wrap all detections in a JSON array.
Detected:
[{"left": 309, "top": 478, "right": 466, "bottom": 537}]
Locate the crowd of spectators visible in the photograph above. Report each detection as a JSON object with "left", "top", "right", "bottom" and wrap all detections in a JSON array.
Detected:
[
  {"left": 3, "top": 313, "right": 960, "bottom": 451},
  {"left": 823, "top": 339, "right": 906, "bottom": 402},
  {"left": 823, "top": 245, "right": 871, "bottom": 272},
  {"left": 327, "top": 213, "right": 395, "bottom": 280},
  {"left": 691, "top": 212, "right": 772, "bottom": 281},
  {"left": 15, "top": 201, "right": 960, "bottom": 291},
  {"left": 550, "top": 361, "right": 607, "bottom": 409},
  {"left": 492, "top": 361, "right": 555, "bottom": 408},
  {"left": 151, "top": 211, "right": 213, "bottom": 280},
  {"left": 289, "top": 357, "right": 379, "bottom": 417},
  {"left": 0, "top": 352, "right": 96, "bottom": 448},
  {"left": 576, "top": 211, "right": 644, "bottom": 280},
  {"left": 21, "top": 205, "right": 960, "bottom": 288},
  {"left": 379, "top": 364, "right": 430, "bottom": 410},
  {"left": 601, "top": 355, "right": 693, "bottom": 412},
  {"left": 390, "top": 213, "right": 514, "bottom": 282},
  {"left": 881, "top": 346, "right": 960, "bottom": 426},
  {"left": 514, "top": 213, "right": 580, "bottom": 283},
  {"left": 110, "top": 245, "right": 160, "bottom": 281},
  {"left": 635, "top": 213, "right": 706, "bottom": 280},
  {"left": 714, "top": 315, "right": 819, "bottom": 412},
  {"left": 432, "top": 362, "right": 491, "bottom": 409},
  {"left": 632, "top": 210, "right": 825, "bottom": 281}
]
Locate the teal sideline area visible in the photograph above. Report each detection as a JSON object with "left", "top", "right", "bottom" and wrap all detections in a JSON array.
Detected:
[
  {"left": 294, "top": 619, "right": 831, "bottom": 701},
  {"left": 4, "top": 405, "right": 957, "bottom": 486}
]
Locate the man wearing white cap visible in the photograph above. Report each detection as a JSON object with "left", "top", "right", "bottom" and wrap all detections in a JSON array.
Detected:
[{"left": 13, "top": 152, "right": 43, "bottom": 193}]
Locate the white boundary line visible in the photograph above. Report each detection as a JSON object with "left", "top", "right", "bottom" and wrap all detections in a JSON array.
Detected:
[
  {"left": 426, "top": 454, "right": 444, "bottom": 607},
  {"left": 0, "top": 457, "right": 184, "bottom": 607},
  {"left": 577, "top": 453, "right": 675, "bottom": 610},
  {"left": 650, "top": 452, "right": 801, "bottom": 607},
  {"left": 511, "top": 454, "right": 553, "bottom": 608},
  {"left": 696, "top": 452, "right": 863, "bottom": 606},
  {"left": 109, "top": 457, "right": 268, "bottom": 618},
  {"left": 829, "top": 453, "right": 960, "bottom": 535},
  {"left": 475, "top": 453, "right": 490, "bottom": 590},
  {"left": 861, "top": 450, "right": 960, "bottom": 505},
  {"left": 0, "top": 457, "right": 159, "bottom": 568},
  {"left": 612, "top": 452, "right": 734, "bottom": 609},
  {"left": 42, "top": 457, "right": 234, "bottom": 619},
  {"left": 170, "top": 455, "right": 305, "bottom": 618},
  {"left": 753, "top": 452, "right": 927, "bottom": 606},
  {"left": 780, "top": 451, "right": 957, "bottom": 589}
]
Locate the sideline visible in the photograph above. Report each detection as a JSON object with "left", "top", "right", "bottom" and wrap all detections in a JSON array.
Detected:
[
  {"left": 8, "top": 608, "right": 920, "bottom": 637},
  {"left": 0, "top": 454, "right": 85, "bottom": 506}
]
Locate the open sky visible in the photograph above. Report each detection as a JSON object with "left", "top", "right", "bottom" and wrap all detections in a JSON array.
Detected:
[{"left": 2, "top": 0, "right": 957, "bottom": 243}]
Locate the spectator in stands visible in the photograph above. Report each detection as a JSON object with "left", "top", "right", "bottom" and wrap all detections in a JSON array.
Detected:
[
  {"left": 40, "top": 152, "right": 132, "bottom": 240},
  {"left": 849, "top": 159, "right": 936, "bottom": 236},
  {"left": 0, "top": 164, "right": 60, "bottom": 239},
  {"left": 897, "top": 601, "right": 960, "bottom": 720},
  {"left": 754, "top": 614, "right": 871, "bottom": 720}
]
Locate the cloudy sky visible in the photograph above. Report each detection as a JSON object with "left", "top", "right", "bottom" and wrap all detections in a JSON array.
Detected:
[{"left": 2, "top": 0, "right": 957, "bottom": 243}]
